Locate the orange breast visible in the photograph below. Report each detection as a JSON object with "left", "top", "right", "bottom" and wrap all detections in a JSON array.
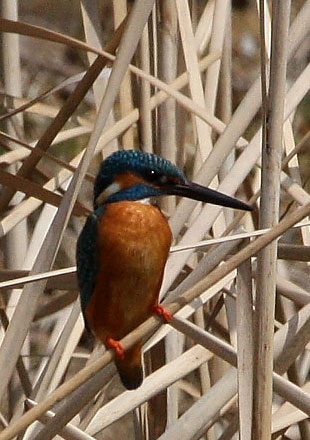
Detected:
[{"left": 85, "top": 201, "right": 172, "bottom": 344}]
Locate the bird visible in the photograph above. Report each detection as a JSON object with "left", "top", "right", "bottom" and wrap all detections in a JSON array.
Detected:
[{"left": 76, "top": 150, "right": 252, "bottom": 390}]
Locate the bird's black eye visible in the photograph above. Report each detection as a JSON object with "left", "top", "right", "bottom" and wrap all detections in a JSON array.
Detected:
[
  {"left": 144, "top": 169, "right": 162, "bottom": 182},
  {"left": 146, "top": 169, "right": 157, "bottom": 181},
  {"left": 143, "top": 169, "right": 172, "bottom": 186}
]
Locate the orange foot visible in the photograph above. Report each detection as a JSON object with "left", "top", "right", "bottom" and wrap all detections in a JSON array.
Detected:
[
  {"left": 106, "top": 337, "right": 125, "bottom": 361},
  {"left": 153, "top": 305, "right": 172, "bottom": 323}
]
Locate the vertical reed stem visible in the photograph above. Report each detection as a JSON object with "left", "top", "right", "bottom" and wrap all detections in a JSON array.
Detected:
[{"left": 252, "top": 1, "right": 291, "bottom": 439}]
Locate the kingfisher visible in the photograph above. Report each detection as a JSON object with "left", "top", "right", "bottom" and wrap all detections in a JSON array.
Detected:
[{"left": 76, "top": 150, "right": 252, "bottom": 390}]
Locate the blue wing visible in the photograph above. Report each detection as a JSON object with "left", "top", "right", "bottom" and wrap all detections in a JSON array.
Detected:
[{"left": 76, "top": 211, "right": 101, "bottom": 318}]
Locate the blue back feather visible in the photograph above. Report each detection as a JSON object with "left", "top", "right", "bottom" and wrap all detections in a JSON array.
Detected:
[{"left": 76, "top": 206, "right": 105, "bottom": 314}]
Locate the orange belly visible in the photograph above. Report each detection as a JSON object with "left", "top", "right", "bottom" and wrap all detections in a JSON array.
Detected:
[{"left": 85, "top": 201, "right": 172, "bottom": 344}]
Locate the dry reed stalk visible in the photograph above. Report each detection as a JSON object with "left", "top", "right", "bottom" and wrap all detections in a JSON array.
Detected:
[
  {"left": 278, "top": 243, "right": 310, "bottom": 261},
  {"left": 195, "top": 0, "right": 214, "bottom": 55},
  {"left": 236, "top": 239, "right": 253, "bottom": 440},
  {"left": 218, "top": 3, "right": 234, "bottom": 229},
  {"left": 272, "top": 382, "right": 310, "bottom": 435},
  {"left": 283, "top": 112, "right": 310, "bottom": 321},
  {"left": 169, "top": 0, "right": 310, "bottom": 238},
  {"left": 2, "top": 196, "right": 310, "bottom": 440},
  {"left": 204, "top": 0, "right": 229, "bottom": 128},
  {"left": 80, "top": 0, "right": 119, "bottom": 157},
  {"left": 1, "top": 20, "right": 230, "bottom": 138},
  {"left": 0, "top": 0, "right": 155, "bottom": 406},
  {"left": 253, "top": 2, "right": 291, "bottom": 438},
  {"left": 0, "top": 53, "right": 218, "bottom": 238},
  {"left": 139, "top": 22, "right": 153, "bottom": 153},
  {"left": 201, "top": 396, "right": 238, "bottom": 440},
  {"left": 170, "top": 312, "right": 310, "bottom": 414},
  {"left": 157, "top": 368, "right": 238, "bottom": 440},
  {"left": 169, "top": 319, "right": 310, "bottom": 439},
  {"left": 175, "top": 0, "right": 212, "bottom": 162},
  {"left": 2, "top": 20, "right": 232, "bottom": 147},
  {"left": 193, "top": 306, "right": 211, "bottom": 398},
  {"left": 156, "top": 1, "right": 179, "bottom": 428},
  {"left": 205, "top": 0, "right": 232, "bottom": 392},
  {"left": 1, "top": 0, "right": 29, "bottom": 417},
  {"left": 157, "top": 0, "right": 178, "bottom": 213},
  {"left": 0, "top": 168, "right": 81, "bottom": 213},
  {"left": 2, "top": 2, "right": 310, "bottom": 439},
  {"left": 1, "top": 57, "right": 207, "bottom": 235},
  {"left": 0, "top": 68, "right": 97, "bottom": 122},
  {"left": 0, "top": 129, "right": 93, "bottom": 175},
  {"left": 26, "top": 398, "right": 95, "bottom": 440},
  {"left": 32, "top": 303, "right": 82, "bottom": 400},
  {"left": 162, "top": 55, "right": 310, "bottom": 297},
  {"left": 112, "top": 0, "right": 135, "bottom": 150},
  {"left": 276, "top": 274, "right": 310, "bottom": 306},
  {"left": 0, "top": 21, "right": 126, "bottom": 212},
  {"left": 86, "top": 345, "right": 211, "bottom": 436}
]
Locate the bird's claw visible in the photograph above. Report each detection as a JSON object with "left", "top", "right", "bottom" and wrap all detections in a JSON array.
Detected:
[
  {"left": 106, "top": 337, "right": 125, "bottom": 360},
  {"left": 153, "top": 305, "right": 172, "bottom": 323}
]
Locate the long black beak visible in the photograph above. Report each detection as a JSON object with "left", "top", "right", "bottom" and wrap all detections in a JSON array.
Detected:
[{"left": 167, "top": 181, "right": 253, "bottom": 212}]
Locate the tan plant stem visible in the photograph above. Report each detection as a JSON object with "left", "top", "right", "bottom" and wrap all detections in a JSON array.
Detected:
[
  {"left": 253, "top": 1, "right": 291, "bottom": 438},
  {"left": 1, "top": 199, "right": 310, "bottom": 440}
]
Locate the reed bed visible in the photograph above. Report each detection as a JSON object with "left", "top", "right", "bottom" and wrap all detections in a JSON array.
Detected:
[{"left": 1, "top": 1, "right": 310, "bottom": 439}]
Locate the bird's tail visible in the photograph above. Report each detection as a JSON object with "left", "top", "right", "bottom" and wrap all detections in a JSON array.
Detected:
[{"left": 115, "top": 342, "right": 143, "bottom": 390}]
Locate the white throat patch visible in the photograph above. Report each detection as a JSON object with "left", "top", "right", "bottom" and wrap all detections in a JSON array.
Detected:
[
  {"left": 95, "top": 182, "right": 121, "bottom": 206},
  {"left": 96, "top": 184, "right": 153, "bottom": 206},
  {"left": 138, "top": 198, "right": 151, "bottom": 205}
]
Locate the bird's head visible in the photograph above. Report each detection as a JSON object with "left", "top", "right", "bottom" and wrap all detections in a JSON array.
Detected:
[{"left": 94, "top": 150, "right": 252, "bottom": 212}]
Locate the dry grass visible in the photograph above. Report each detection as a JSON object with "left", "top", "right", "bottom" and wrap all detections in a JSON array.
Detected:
[{"left": 1, "top": 1, "right": 310, "bottom": 439}]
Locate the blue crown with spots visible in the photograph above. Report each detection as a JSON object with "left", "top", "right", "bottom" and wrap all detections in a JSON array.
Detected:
[{"left": 94, "top": 150, "right": 186, "bottom": 206}]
